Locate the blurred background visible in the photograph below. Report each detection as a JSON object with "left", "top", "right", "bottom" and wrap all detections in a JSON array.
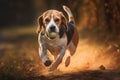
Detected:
[
  {"left": 0, "top": 0, "right": 120, "bottom": 80},
  {"left": 0, "top": 0, "right": 120, "bottom": 30}
]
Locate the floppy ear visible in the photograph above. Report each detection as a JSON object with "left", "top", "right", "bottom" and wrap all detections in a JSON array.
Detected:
[
  {"left": 36, "top": 15, "right": 43, "bottom": 33},
  {"left": 61, "top": 13, "right": 68, "bottom": 31}
]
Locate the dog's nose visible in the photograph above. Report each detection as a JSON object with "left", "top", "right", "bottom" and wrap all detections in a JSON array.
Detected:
[{"left": 50, "top": 26, "right": 55, "bottom": 32}]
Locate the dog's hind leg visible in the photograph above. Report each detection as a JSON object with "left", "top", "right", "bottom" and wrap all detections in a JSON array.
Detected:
[
  {"left": 65, "top": 42, "right": 76, "bottom": 67},
  {"left": 68, "top": 42, "right": 76, "bottom": 56}
]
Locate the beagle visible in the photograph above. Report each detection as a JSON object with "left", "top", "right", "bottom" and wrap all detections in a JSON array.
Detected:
[{"left": 37, "top": 5, "right": 79, "bottom": 71}]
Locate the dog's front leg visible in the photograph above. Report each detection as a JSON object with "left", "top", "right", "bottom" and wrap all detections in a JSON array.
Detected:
[
  {"left": 39, "top": 43, "right": 52, "bottom": 66},
  {"left": 49, "top": 48, "right": 66, "bottom": 71}
]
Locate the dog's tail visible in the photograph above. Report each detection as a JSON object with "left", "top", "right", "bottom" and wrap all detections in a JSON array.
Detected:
[{"left": 63, "top": 5, "right": 75, "bottom": 24}]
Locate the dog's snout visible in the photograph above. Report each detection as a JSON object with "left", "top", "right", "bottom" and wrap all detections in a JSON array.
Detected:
[{"left": 50, "top": 26, "right": 56, "bottom": 32}]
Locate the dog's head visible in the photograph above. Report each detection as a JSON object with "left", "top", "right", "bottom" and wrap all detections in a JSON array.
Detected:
[{"left": 37, "top": 10, "right": 67, "bottom": 39}]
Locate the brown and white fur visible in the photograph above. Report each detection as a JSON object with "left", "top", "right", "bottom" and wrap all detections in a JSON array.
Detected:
[{"left": 37, "top": 5, "right": 79, "bottom": 71}]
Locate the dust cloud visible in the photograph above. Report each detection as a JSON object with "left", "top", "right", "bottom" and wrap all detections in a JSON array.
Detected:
[
  {"left": 39, "top": 38, "right": 119, "bottom": 76},
  {"left": 57, "top": 39, "right": 118, "bottom": 74}
]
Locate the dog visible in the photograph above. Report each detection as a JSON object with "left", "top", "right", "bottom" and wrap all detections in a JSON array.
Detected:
[{"left": 37, "top": 5, "right": 79, "bottom": 71}]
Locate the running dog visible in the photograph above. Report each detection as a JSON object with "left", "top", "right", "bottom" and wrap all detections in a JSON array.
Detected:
[{"left": 37, "top": 5, "right": 79, "bottom": 71}]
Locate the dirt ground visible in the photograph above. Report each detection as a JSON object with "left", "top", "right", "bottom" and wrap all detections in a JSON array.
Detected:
[{"left": 0, "top": 26, "right": 120, "bottom": 80}]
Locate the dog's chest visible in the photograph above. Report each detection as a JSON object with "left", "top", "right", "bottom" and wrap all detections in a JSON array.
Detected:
[{"left": 42, "top": 35, "right": 67, "bottom": 51}]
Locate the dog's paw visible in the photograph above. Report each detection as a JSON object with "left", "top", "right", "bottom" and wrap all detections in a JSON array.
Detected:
[
  {"left": 65, "top": 56, "right": 70, "bottom": 67},
  {"left": 44, "top": 60, "right": 52, "bottom": 66}
]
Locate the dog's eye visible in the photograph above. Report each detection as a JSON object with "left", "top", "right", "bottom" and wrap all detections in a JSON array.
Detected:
[
  {"left": 45, "top": 18, "right": 50, "bottom": 23},
  {"left": 55, "top": 19, "right": 60, "bottom": 23}
]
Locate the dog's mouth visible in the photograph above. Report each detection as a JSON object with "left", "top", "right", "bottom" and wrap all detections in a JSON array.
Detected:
[{"left": 46, "top": 32, "right": 57, "bottom": 39}]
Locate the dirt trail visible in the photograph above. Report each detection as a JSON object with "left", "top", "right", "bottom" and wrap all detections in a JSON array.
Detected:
[
  {"left": 23, "top": 38, "right": 120, "bottom": 80},
  {"left": 0, "top": 27, "right": 120, "bottom": 80}
]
